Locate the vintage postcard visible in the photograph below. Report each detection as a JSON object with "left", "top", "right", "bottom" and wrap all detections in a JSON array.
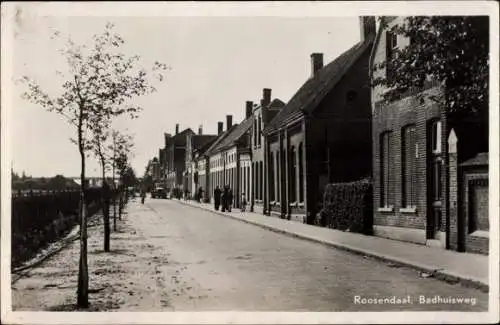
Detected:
[{"left": 1, "top": 1, "right": 498, "bottom": 324}]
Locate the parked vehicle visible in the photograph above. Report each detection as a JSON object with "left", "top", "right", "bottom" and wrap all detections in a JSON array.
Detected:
[{"left": 151, "top": 186, "right": 167, "bottom": 199}]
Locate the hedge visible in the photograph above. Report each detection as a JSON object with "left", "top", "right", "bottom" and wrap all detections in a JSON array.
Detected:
[
  {"left": 11, "top": 188, "right": 105, "bottom": 267},
  {"left": 318, "top": 178, "right": 373, "bottom": 235}
]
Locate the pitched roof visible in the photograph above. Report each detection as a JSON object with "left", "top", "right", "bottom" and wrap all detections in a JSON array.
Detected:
[
  {"left": 199, "top": 125, "right": 238, "bottom": 158},
  {"left": 192, "top": 134, "right": 218, "bottom": 150},
  {"left": 213, "top": 117, "right": 253, "bottom": 152},
  {"left": 168, "top": 128, "right": 194, "bottom": 147},
  {"left": 264, "top": 38, "right": 374, "bottom": 133},
  {"left": 461, "top": 152, "right": 488, "bottom": 167}
]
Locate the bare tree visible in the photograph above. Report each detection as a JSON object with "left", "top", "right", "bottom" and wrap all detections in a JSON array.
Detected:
[{"left": 20, "top": 22, "right": 167, "bottom": 308}]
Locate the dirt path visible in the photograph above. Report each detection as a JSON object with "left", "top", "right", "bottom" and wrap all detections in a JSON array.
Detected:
[{"left": 12, "top": 200, "right": 176, "bottom": 311}]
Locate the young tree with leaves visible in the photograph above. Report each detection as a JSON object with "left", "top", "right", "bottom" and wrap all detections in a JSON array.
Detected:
[
  {"left": 89, "top": 119, "right": 113, "bottom": 252},
  {"left": 108, "top": 130, "right": 134, "bottom": 229},
  {"left": 21, "top": 22, "right": 167, "bottom": 308},
  {"left": 372, "top": 16, "right": 489, "bottom": 158}
]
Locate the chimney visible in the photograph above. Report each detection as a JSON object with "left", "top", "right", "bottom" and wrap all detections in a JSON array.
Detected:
[
  {"left": 226, "top": 115, "right": 233, "bottom": 131},
  {"left": 164, "top": 133, "right": 171, "bottom": 147},
  {"left": 246, "top": 101, "right": 253, "bottom": 118},
  {"left": 310, "top": 53, "right": 323, "bottom": 77},
  {"left": 261, "top": 88, "right": 271, "bottom": 107},
  {"left": 359, "top": 16, "right": 376, "bottom": 42},
  {"left": 175, "top": 124, "right": 179, "bottom": 135},
  {"left": 198, "top": 125, "right": 203, "bottom": 135},
  {"left": 218, "top": 121, "right": 224, "bottom": 135}
]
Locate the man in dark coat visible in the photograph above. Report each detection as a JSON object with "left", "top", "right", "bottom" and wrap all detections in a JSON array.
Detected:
[
  {"left": 221, "top": 185, "right": 228, "bottom": 212},
  {"left": 214, "top": 186, "right": 221, "bottom": 211},
  {"left": 197, "top": 187, "right": 204, "bottom": 203},
  {"left": 227, "top": 188, "right": 233, "bottom": 212}
]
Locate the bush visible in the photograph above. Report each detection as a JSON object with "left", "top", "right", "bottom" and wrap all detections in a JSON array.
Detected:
[{"left": 319, "top": 178, "right": 373, "bottom": 235}]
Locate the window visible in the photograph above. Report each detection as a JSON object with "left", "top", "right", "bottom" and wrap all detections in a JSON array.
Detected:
[
  {"left": 254, "top": 120, "right": 258, "bottom": 147},
  {"left": 385, "top": 31, "right": 398, "bottom": 81},
  {"left": 252, "top": 162, "right": 256, "bottom": 199},
  {"left": 290, "top": 147, "right": 297, "bottom": 202},
  {"left": 276, "top": 151, "right": 280, "bottom": 201},
  {"left": 269, "top": 152, "right": 275, "bottom": 201},
  {"left": 258, "top": 116, "right": 262, "bottom": 146},
  {"left": 246, "top": 166, "right": 250, "bottom": 201},
  {"left": 431, "top": 120, "right": 442, "bottom": 154},
  {"left": 259, "top": 161, "right": 264, "bottom": 200},
  {"left": 380, "top": 132, "right": 393, "bottom": 207},
  {"left": 402, "top": 125, "right": 417, "bottom": 208},
  {"left": 298, "top": 143, "right": 304, "bottom": 202}
]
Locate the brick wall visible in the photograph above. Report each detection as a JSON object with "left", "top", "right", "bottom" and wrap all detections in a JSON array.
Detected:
[{"left": 372, "top": 87, "right": 443, "bottom": 230}]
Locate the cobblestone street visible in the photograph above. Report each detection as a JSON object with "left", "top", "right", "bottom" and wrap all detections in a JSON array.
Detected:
[{"left": 12, "top": 198, "right": 488, "bottom": 311}]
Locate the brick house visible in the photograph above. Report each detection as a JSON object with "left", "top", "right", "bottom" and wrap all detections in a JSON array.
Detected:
[
  {"left": 184, "top": 126, "right": 217, "bottom": 198},
  {"left": 199, "top": 117, "right": 238, "bottom": 203},
  {"left": 165, "top": 124, "right": 194, "bottom": 192},
  {"left": 249, "top": 89, "right": 285, "bottom": 214},
  {"left": 193, "top": 121, "right": 225, "bottom": 202},
  {"left": 370, "top": 16, "right": 489, "bottom": 252},
  {"left": 207, "top": 112, "right": 253, "bottom": 209},
  {"left": 262, "top": 17, "right": 375, "bottom": 224}
]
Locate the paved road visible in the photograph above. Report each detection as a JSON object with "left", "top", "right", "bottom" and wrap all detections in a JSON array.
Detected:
[{"left": 128, "top": 199, "right": 487, "bottom": 311}]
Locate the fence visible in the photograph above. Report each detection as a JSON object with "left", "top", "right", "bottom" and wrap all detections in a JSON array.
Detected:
[{"left": 11, "top": 188, "right": 106, "bottom": 267}]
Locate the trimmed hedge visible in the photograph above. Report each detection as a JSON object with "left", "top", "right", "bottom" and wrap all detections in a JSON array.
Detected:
[
  {"left": 318, "top": 179, "right": 373, "bottom": 235},
  {"left": 11, "top": 188, "right": 104, "bottom": 267}
]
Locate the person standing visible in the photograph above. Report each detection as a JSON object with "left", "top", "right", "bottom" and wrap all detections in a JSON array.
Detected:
[
  {"left": 197, "top": 186, "right": 204, "bottom": 203},
  {"left": 227, "top": 187, "right": 233, "bottom": 212},
  {"left": 240, "top": 192, "right": 247, "bottom": 212},
  {"left": 221, "top": 185, "right": 228, "bottom": 212},
  {"left": 214, "top": 186, "right": 221, "bottom": 211}
]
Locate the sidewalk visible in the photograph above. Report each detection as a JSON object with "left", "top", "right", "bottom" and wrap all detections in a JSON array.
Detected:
[{"left": 176, "top": 199, "right": 489, "bottom": 291}]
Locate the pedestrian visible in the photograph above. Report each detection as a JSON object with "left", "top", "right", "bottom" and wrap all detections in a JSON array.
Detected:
[
  {"left": 198, "top": 187, "right": 203, "bottom": 203},
  {"left": 221, "top": 186, "right": 228, "bottom": 212},
  {"left": 214, "top": 186, "right": 221, "bottom": 211},
  {"left": 240, "top": 192, "right": 247, "bottom": 212},
  {"left": 227, "top": 187, "right": 233, "bottom": 212},
  {"left": 140, "top": 187, "right": 146, "bottom": 204}
]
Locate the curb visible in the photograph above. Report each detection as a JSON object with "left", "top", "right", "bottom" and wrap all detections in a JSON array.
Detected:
[{"left": 175, "top": 200, "right": 489, "bottom": 292}]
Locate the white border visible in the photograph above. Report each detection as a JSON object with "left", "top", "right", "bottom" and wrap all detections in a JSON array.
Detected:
[{"left": 1, "top": 1, "right": 499, "bottom": 324}]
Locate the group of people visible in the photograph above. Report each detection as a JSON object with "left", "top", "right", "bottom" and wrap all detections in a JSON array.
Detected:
[{"left": 213, "top": 185, "right": 246, "bottom": 212}]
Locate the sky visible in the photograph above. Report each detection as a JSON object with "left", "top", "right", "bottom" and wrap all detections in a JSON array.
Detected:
[{"left": 8, "top": 3, "right": 365, "bottom": 178}]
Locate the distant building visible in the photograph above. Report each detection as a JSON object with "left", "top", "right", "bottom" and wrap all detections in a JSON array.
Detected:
[
  {"left": 249, "top": 89, "right": 285, "bottom": 214},
  {"left": 184, "top": 126, "right": 218, "bottom": 198},
  {"left": 165, "top": 125, "right": 194, "bottom": 192}
]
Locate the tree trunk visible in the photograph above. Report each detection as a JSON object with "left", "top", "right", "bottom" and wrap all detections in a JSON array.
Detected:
[
  {"left": 102, "top": 165, "right": 110, "bottom": 253},
  {"left": 76, "top": 116, "right": 89, "bottom": 309},
  {"left": 119, "top": 187, "right": 124, "bottom": 220},
  {"left": 112, "top": 155, "right": 117, "bottom": 231}
]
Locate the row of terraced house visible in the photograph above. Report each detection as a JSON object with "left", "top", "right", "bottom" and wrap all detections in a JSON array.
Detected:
[{"left": 154, "top": 16, "right": 489, "bottom": 255}]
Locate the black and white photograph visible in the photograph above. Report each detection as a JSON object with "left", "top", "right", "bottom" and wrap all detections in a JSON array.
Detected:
[{"left": 1, "top": 1, "right": 498, "bottom": 324}]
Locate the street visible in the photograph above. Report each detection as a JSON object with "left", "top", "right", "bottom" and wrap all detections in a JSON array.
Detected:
[{"left": 12, "top": 198, "right": 488, "bottom": 311}]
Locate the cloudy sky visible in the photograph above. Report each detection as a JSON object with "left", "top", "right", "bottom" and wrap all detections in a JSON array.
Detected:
[{"left": 7, "top": 3, "right": 365, "bottom": 178}]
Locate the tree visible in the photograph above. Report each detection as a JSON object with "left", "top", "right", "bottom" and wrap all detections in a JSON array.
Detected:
[
  {"left": 121, "top": 166, "right": 138, "bottom": 189},
  {"left": 372, "top": 16, "right": 489, "bottom": 156},
  {"left": 20, "top": 22, "right": 167, "bottom": 308},
  {"left": 108, "top": 130, "right": 134, "bottom": 229},
  {"left": 88, "top": 116, "right": 113, "bottom": 252}
]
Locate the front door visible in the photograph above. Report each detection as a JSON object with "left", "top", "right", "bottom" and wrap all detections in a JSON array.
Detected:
[{"left": 427, "top": 120, "right": 443, "bottom": 239}]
